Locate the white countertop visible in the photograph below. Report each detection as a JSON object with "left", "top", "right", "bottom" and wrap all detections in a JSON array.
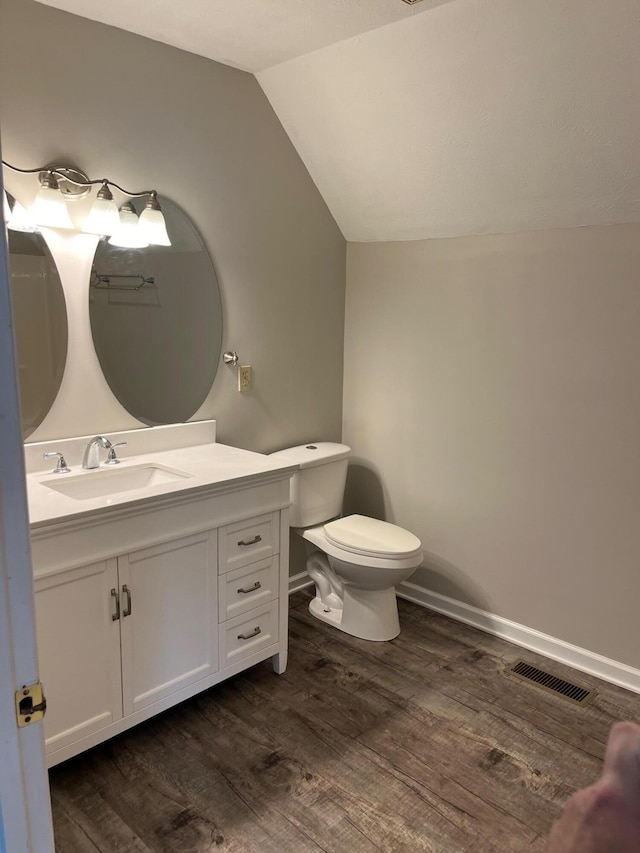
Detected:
[{"left": 27, "top": 441, "right": 297, "bottom": 529}]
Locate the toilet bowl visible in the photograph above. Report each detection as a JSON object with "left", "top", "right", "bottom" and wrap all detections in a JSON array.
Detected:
[
  {"left": 301, "top": 514, "right": 422, "bottom": 640},
  {"left": 270, "top": 443, "right": 423, "bottom": 641}
]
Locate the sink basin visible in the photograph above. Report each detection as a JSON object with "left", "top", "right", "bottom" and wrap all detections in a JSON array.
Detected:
[{"left": 43, "top": 464, "right": 193, "bottom": 501}]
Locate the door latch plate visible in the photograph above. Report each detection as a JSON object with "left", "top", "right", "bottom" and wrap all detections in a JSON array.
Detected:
[{"left": 15, "top": 682, "right": 47, "bottom": 727}]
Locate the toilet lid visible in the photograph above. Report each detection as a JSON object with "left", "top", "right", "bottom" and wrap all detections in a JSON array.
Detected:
[{"left": 324, "top": 515, "right": 421, "bottom": 558}]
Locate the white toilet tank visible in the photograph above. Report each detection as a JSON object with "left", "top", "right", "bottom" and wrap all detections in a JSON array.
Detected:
[{"left": 270, "top": 443, "right": 351, "bottom": 527}]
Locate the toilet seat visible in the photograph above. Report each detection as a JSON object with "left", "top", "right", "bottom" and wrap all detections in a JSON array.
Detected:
[
  {"left": 324, "top": 514, "right": 422, "bottom": 559},
  {"left": 301, "top": 522, "right": 423, "bottom": 571}
]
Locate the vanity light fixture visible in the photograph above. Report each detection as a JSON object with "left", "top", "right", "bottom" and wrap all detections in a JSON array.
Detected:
[
  {"left": 108, "top": 201, "right": 149, "bottom": 249},
  {"left": 3, "top": 189, "right": 38, "bottom": 233},
  {"left": 138, "top": 193, "right": 171, "bottom": 246},
  {"left": 31, "top": 170, "right": 75, "bottom": 229},
  {"left": 9, "top": 198, "right": 39, "bottom": 233},
  {"left": 1, "top": 160, "right": 171, "bottom": 246},
  {"left": 82, "top": 180, "right": 121, "bottom": 237}
]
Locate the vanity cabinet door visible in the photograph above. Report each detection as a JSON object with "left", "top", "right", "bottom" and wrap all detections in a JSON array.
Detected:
[
  {"left": 119, "top": 531, "right": 219, "bottom": 716},
  {"left": 34, "top": 559, "right": 123, "bottom": 755}
]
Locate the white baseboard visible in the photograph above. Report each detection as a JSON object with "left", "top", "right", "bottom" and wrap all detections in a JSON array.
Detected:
[
  {"left": 397, "top": 581, "right": 640, "bottom": 695},
  {"left": 290, "top": 571, "right": 640, "bottom": 694},
  {"left": 288, "top": 571, "right": 314, "bottom": 594}
]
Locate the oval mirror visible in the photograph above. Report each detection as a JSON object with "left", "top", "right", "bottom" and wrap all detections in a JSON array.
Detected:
[
  {"left": 6, "top": 197, "right": 68, "bottom": 439},
  {"left": 89, "top": 198, "right": 222, "bottom": 426}
]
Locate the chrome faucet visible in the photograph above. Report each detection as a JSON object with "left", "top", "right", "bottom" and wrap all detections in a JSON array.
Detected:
[{"left": 82, "top": 436, "right": 113, "bottom": 470}]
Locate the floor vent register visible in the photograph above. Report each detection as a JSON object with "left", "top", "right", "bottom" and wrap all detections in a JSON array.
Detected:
[{"left": 505, "top": 659, "right": 597, "bottom": 707}]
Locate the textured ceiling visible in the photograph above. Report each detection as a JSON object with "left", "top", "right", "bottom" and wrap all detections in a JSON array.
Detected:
[{"left": 35, "top": 0, "right": 640, "bottom": 242}]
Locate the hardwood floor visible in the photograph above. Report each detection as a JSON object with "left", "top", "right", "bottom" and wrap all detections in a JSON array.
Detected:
[{"left": 50, "top": 590, "right": 639, "bottom": 852}]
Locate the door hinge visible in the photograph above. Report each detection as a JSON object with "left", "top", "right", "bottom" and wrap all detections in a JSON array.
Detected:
[{"left": 15, "top": 682, "right": 47, "bottom": 728}]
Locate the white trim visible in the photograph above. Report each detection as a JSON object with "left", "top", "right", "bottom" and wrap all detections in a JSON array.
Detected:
[
  {"left": 288, "top": 571, "right": 314, "bottom": 594},
  {"left": 397, "top": 581, "right": 640, "bottom": 695},
  {"left": 0, "top": 158, "right": 54, "bottom": 850},
  {"left": 291, "top": 570, "right": 640, "bottom": 694}
]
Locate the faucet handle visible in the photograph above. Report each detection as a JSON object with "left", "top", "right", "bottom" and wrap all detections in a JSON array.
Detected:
[
  {"left": 104, "top": 441, "right": 127, "bottom": 466},
  {"left": 43, "top": 451, "right": 71, "bottom": 474}
]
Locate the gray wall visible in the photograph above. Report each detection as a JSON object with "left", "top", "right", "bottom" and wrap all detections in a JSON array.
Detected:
[
  {"left": 344, "top": 223, "right": 640, "bottom": 670},
  {"left": 0, "top": 0, "right": 346, "bottom": 453}
]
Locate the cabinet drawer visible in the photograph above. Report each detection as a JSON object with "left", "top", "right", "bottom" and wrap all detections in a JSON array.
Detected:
[
  {"left": 219, "top": 602, "right": 278, "bottom": 668},
  {"left": 218, "top": 513, "right": 279, "bottom": 574},
  {"left": 219, "top": 557, "right": 278, "bottom": 622}
]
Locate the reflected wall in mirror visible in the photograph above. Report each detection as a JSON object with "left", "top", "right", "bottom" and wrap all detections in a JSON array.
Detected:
[
  {"left": 89, "top": 198, "right": 222, "bottom": 426},
  {"left": 6, "top": 198, "right": 68, "bottom": 439}
]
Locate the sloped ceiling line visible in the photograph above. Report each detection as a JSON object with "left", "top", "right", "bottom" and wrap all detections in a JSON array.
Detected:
[{"left": 34, "top": 0, "right": 640, "bottom": 242}]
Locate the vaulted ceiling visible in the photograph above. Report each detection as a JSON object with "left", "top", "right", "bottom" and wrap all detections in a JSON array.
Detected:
[{"left": 36, "top": 0, "right": 640, "bottom": 241}]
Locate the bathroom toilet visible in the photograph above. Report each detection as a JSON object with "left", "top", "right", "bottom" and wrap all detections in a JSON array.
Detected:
[{"left": 270, "top": 443, "right": 423, "bottom": 641}]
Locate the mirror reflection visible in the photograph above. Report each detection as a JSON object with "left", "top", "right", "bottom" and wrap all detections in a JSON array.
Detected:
[
  {"left": 6, "top": 200, "right": 68, "bottom": 439},
  {"left": 89, "top": 198, "right": 222, "bottom": 426}
]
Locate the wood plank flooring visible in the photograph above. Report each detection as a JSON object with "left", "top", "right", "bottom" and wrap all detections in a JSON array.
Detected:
[{"left": 50, "top": 590, "right": 639, "bottom": 852}]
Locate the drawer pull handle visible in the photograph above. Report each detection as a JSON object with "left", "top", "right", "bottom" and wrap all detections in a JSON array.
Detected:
[
  {"left": 237, "top": 626, "right": 261, "bottom": 641},
  {"left": 122, "top": 584, "right": 132, "bottom": 618},
  {"left": 238, "top": 581, "right": 262, "bottom": 595},
  {"left": 110, "top": 588, "right": 120, "bottom": 621},
  {"left": 238, "top": 534, "right": 262, "bottom": 547}
]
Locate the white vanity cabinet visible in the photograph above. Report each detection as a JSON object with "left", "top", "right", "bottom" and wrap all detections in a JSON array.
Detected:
[{"left": 30, "top": 472, "right": 292, "bottom": 767}]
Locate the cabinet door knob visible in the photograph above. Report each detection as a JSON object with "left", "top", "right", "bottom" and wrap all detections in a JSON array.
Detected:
[
  {"left": 110, "top": 588, "right": 120, "bottom": 621},
  {"left": 237, "top": 581, "right": 262, "bottom": 595},
  {"left": 237, "top": 535, "right": 262, "bottom": 547},
  {"left": 122, "top": 584, "right": 132, "bottom": 618},
  {"left": 237, "top": 626, "right": 261, "bottom": 641}
]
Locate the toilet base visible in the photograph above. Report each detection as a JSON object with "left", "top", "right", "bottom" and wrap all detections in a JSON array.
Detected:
[{"left": 309, "top": 585, "right": 401, "bottom": 642}]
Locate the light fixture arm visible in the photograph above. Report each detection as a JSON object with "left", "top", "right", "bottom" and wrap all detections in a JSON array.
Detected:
[
  {"left": 1, "top": 160, "right": 159, "bottom": 200},
  {"left": 100, "top": 181, "right": 157, "bottom": 199},
  {"left": 2, "top": 163, "right": 45, "bottom": 176}
]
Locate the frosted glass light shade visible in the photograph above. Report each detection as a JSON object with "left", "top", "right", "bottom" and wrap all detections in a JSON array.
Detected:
[
  {"left": 83, "top": 196, "right": 120, "bottom": 236},
  {"left": 138, "top": 206, "right": 171, "bottom": 246},
  {"left": 31, "top": 185, "right": 74, "bottom": 229},
  {"left": 5, "top": 194, "right": 38, "bottom": 233},
  {"left": 109, "top": 205, "right": 149, "bottom": 248},
  {"left": 8, "top": 200, "right": 39, "bottom": 232}
]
